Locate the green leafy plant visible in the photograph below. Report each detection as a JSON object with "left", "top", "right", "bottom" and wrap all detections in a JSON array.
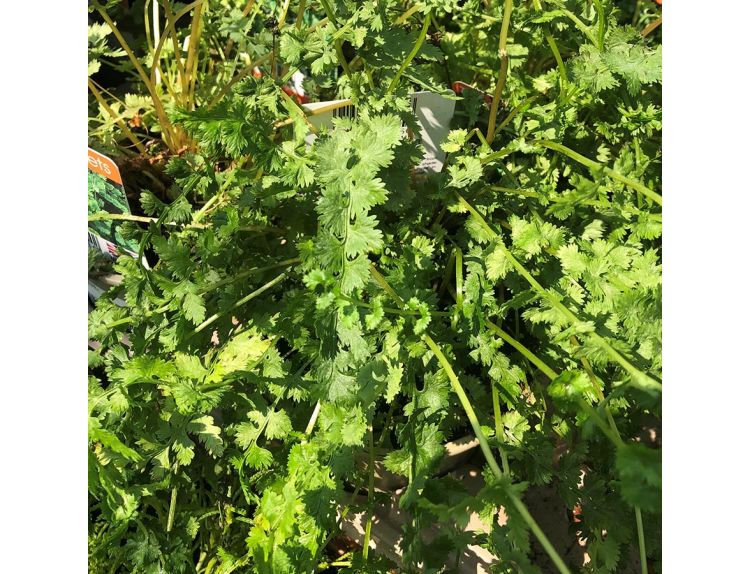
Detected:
[{"left": 89, "top": 1, "right": 662, "bottom": 573}]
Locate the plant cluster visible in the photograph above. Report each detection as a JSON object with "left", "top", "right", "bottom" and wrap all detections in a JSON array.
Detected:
[{"left": 88, "top": 1, "right": 662, "bottom": 573}]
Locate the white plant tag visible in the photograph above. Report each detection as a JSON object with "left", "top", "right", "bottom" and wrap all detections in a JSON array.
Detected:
[
  {"left": 409, "top": 91, "right": 456, "bottom": 174},
  {"left": 302, "top": 99, "right": 356, "bottom": 146}
]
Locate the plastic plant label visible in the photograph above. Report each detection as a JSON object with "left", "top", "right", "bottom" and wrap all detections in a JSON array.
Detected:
[
  {"left": 409, "top": 91, "right": 456, "bottom": 174},
  {"left": 302, "top": 99, "right": 356, "bottom": 146},
  {"left": 88, "top": 148, "right": 138, "bottom": 258}
]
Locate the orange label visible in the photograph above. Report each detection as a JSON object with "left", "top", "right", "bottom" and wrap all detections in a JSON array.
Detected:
[{"left": 87, "top": 148, "right": 122, "bottom": 185}]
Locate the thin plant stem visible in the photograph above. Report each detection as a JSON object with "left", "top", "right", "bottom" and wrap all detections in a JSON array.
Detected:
[
  {"left": 642, "top": 17, "right": 662, "bottom": 38},
  {"left": 494, "top": 95, "right": 537, "bottom": 135},
  {"left": 166, "top": 486, "right": 178, "bottom": 532},
  {"left": 486, "top": 320, "right": 557, "bottom": 380},
  {"left": 531, "top": 139, "right": 662, "bottom": 205},
  {"left": 570, "top": 335, "right": 621, "bottom": 440},
  {"left": 153, "top": 0, "right": 161, "bottom": 85},
  {"left": 101, "top": 259, "right": 300, "bottom": 332},
  {"left": 489, "top": 320, "right": 650, "bottom": 570},
  {"left": 318, "top": 0, "right": 352, "bottom": 78},
  {"left": 295, "top": 0, "right": 307, "bottom": 29},
  {"left": 491, "top": 384, "right": 511, "bottom": 474},
  {"left": 437, "top": 249, "right": 456, "bottom": 297},
  {"left": 387, "top": 12, "right": 432, "bottom": 95},
  {"left": 530, "top": 1, "right": 569, "bottom": 97},
  {"left": 149, "top": 23, "right": 182, "bottom": 107},
  {"left": 161, "top": 0, "right": 190, "bottom": 104},
  {"left": 559, "top": 8, "right": 598, "bottom": 46},
  {"left": 486, "top": 0, "right": 513, "bottom": 144},
  {"left": 480, "top": 145, "right": 514, "bottom": 165},
  {"left": 193, "top": 271, "right": 288, "bottom": 334},
  {"left": 185, "top": 1, "right": 205, "bottom": 110},
  {"left": 545, "top": 31, "right": 568, "bottom": 96},
  {"left": 452, "top": 248, "right": 463, "bottom": 328},
  {"left": 304, "top": 401, "right": 322, "bottom": 435},
  {"left": 463, "top": 127, "right": 492, "bottom": 149},
  {"left": 278, "top": 0, "right": 293, "bottom": 29},
  {"left": 88, "top": 80, "right": 148, "bottom": 154},
  {"left": 591, "top": 0, "right": 606, "bottom": 50},
  {"left": 635, "top": 507, "right": 648, "bottom": 574},
  {"left": 394, "top": 4, "right": 420, "bottom": 25},
  {"left": 362, "top": 426, "right": 375, "bottom": 560},
  {"left": 144, "top": 0, "right": 154, "bottom": 52},
  {"left": 202, "top": 258, "right": 301, "bottom": 293}
]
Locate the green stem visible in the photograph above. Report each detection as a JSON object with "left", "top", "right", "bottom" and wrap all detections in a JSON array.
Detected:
[
  {"left": 277, "top": 0, "right": 292, "bottom": 29},
  {"left": 100, "top": 259, "right": 298, "bottom": 332},
  {"left": 161, "top": 0, "right": 189, "bottom": 104},
  {"left": 166, "top": 486, "right": 178, "bottom": 532},
  {"left": 295, "top": 0, "right": 307, "bottom": 29},
  {"left": 494, "top": 95, "right": 537, "bottom": 135},
  {"left": 193, "top": 271, "right": 288, "bottom": 334},
  {"left": 542, "top": 28, "right": 568, "bottom": 98},
  {"left": 423, "top": 336, "right": 504, "bottom": 479},
  {"left": 483, "top": 185, "right": 540, "bottom": 199},
  {"left": 486, "top": 0, "right": 513, "bottom": 144},
  {"left": 362, "top": 426, "right": 375, "bottom": 560},
  {"left": 486, "top": 320, "right": 557, "bottom": 380},
  {"left": 576, "top": 399, "right": 622, "bottom": 446},
  {"left": 184, "top": 1, "right": 204, "bottom": 110},
  {"left": 480, "top": 146, "right": 514, "bottom": 165},
  {"left": 559, "top": 7, "right": 598, "bottom": 46},
  {"left": 304, "top": 400, "right": 321, "bottom": 435},
  {"left": 318, "top": 0, "right": 352, "bottom": 78},
  {"left": 452, "top": 248, "right": 463, "bottom": 329},
  {"left": 534, "top": 0, "right": 568, "bottom": 101},
  {"left": 369, "top": 266, "right": 405, "bottom": 306},
  {"left": 491, "top": 384, "right": 511, "bottom": 475},
  {"left": 532, "top": 139, "right": 662, "bottom": 205},
  {"left": 487, "top": 316, "right": 648, "bottom": 572},
  {"left": 204, "top": 258, "right": 300, "bottom": 293},
  {"left": 394, "top": 4, "right": 421, "bottom": 25},
  {"left": 386, "top": 12, "right": 432, "bottom": 95},
  {"left": 89, "top": 213, "right": 156, "bottom": 224},
  {"left": 506, "top": 494, "right": 571, "bottom": 574},
  {"left": 571, "top": 336, "right": 622, "bottom": 441},
  {"left": 635, "top": 506, "right": 648, "bottom": 574},
  {"left": 591, "top": 0, "right": 606, "bottom": 50},
  {"left": 437, "top": 249, "right": 456, "bottom": 297}
]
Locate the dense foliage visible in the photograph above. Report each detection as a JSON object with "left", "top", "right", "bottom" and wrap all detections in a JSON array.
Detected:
[{"left": 88, "top": 1, "right": 662, "bottom": 572}]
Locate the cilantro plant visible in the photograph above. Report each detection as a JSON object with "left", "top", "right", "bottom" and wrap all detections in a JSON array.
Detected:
[{"left": 89, "top": 1, "right": 662, "bottom": 573}]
